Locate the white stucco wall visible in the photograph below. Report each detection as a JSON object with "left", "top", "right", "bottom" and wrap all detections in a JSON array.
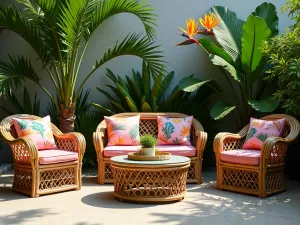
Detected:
[{"left": 0, "top": 0, "right": 293, "bottom": 118}]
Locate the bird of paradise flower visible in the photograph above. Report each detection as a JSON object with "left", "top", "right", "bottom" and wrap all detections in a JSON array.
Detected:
[{"left": 177, "top": 13, "right": 220, "bottom": 46}]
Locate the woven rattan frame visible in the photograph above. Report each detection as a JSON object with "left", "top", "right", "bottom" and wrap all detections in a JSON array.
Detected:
[
  {"left": 214, "top": 114, "right": 300, "bottom": 198},
  {"left": 93, "top": 113, "right": 207, "bottom": 184},
  {"left": 0, "top": 114, "right": 86, "bottom": 197},
  {"left": 111, "top": 160, "right": 190, "bottom": 202}
]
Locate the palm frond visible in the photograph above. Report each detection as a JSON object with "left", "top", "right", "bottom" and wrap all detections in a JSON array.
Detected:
[
  {"left": 94, "top": 33, "right": 164, "bottom": 76},
  {"left": 0, "top": 55, "right": 40, "bottom": 95},
  {"left": 0, "top": 4, "right": 50, "bottom": 64},
  {"left": 86, "top": 0, "right": 157, "bottom": 41},
  {"left": 58, "top": 0, "right": 96, "bottom": 55},
  {"left": 75, "top": 33, "right": 164, "bottom": 100}
]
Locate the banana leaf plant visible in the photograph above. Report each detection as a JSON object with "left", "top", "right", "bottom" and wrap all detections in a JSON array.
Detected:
[
  {"left": 92, "top": 60, "right": 218, "bottom": 114},
  {"left": 0, "top": 87, "right": 40, "bottom": 116},
  {"left": 176, "top": 2, "right": 280, "bottom": 127},
  {"left": 0, "top": 0, "right": 165, "bottom": 133}
]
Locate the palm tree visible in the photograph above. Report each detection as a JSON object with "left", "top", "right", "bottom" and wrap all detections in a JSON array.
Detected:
[{"left": 0, "top": 0, "right": 164, "bottom": 132}]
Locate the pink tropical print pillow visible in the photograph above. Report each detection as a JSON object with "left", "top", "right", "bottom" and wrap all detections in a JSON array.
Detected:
[
  {"left": 157, "top": 116, "right": 193, "bottom": 146},
  {"left": 12, "top": 116, "right": 58, "bottom": 150},
  {"left": 242, "top": 117, "right": 286, "bottom": 150},
  {"left": 105, "top": 115, "right": 140, "bottom": 146}
]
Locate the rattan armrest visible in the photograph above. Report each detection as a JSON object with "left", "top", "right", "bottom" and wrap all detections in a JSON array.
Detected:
[
  {"left": 260, "top": 136, "right": 292, "bottom": 167},
  {"left": 196, "top": 131, "right": 207, "bottom": 151},
  {"left": 214, "top": 132, "right": 246, "bottom": 153},
  {"left": 93, "top": 131, "right": 105, "bottom": 160},
  {"left": 7, "top": 136, "right": 38, "bottom": 165},
  {"left": 53, "top": 132, "right": 86, "bottom": 161}
]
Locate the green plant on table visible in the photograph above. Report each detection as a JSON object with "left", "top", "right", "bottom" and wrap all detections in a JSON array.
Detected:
[
  {"left": 0, "top": 0, "right": 164, "bottom": 133},
  {"left": 176, "top": 2, "right": 280, "bottom": 128},
  {"left": 262, "top": 1, "right": 300, "bottom": 118},
  {"left": 0, "top": 87, "right": 40, "bottom": 116},
  {"left": 140, "top": 135, "right": 157, "bottom": 148},
  {"left": 92, "top": 60, "right": 217, "bottom": 114}
]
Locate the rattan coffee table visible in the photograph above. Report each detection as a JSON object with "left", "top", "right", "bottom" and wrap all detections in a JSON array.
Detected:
[{"left": 110, "top": 155, "right": 190, "bottom": 202}]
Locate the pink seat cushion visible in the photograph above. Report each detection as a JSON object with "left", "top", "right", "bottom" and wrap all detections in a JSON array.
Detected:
[
  {"left": 103, "top": 145, "right": 196, "bottom": 157},
  {"left": 38, "top": 150, "right": 78, "bottom": 165},
  {"left": 220, "top": 149, "right": 261, "bottom": 166},
  {"left": 156, "top": 145, "right": 196, "bottom": 157},
  {"left": 104, "top": 146, "right": 141, "bottom": 157}
]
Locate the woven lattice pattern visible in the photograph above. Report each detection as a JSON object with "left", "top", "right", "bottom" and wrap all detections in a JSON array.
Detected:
[
  {"left": 269, "top": 142, "right": 288, "bottom": 164},
  {"left": 55, "top": 138, "right": 76, "bottom": 151},
  {"left": 266, "top": 170, "right": 284, "bottom": 191},
  {"left": 94, "top": 113, "right": 207, "bottom": 184},
  {"left": 39, "top": 167, "right": 76, "bottom": 190},
  {"left": 223, "top": 139, "right": 245, "bottom": 151},
  {"left": 104, "top": 162, "right": 113, "bottom": 180},
  {"left": 222, "top": 167, "right": 259, "bottom": 191},
  {"left": 13, "top": 168, "right": 32, "bottom": 192},
  {"left": 112, "top": 166, "right": 188, "bottom": 201},
  {"left": 188, "top": 162, "right": 196, "bottom": 180},
  {"left": 11, "top": 142, "right": 31, "bottom": 164},
  {"left": 103, "top": 160, "right": 197, "bottom": 182}
]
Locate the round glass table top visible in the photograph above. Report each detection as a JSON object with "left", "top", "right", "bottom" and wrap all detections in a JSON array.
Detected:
[{"left": 110, "top": 155, "right": 190, "bottom": 165}]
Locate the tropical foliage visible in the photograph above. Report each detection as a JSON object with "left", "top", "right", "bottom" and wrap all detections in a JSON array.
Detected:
[
  {"left": 0, "top": 0, "right": 164, "bottom": 132},
  {"left": 0, "top": 87, "right": 40, "bottom": 116},
  {"left": 176, "top": 2, "right": 280, "bottom": 127},
  {"left": 262, "top": 1, "right": 300, "bottom": 118},
  {"left": 48, "top": 89, "right": 101, "bottom": 167},
  {"left": 92, "top": 60, "right": 213, "bottom": 114}
]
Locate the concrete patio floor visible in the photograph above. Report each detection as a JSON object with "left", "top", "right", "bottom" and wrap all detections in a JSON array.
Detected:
[{"left": 0, "top": 169, "right": 300, "bottom": 225}]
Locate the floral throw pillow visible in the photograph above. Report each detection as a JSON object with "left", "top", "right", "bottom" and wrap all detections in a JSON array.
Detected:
[
  {"left": 105, "top": 115, "right": 140, "bottom": 146},
  {"left": 157, "top": 116, "right": 193, "bottom": 145},
  {"left": 12, "top": 116, "right": 58, "bottom": 150},
  {"left": 242, "top": 117, "right": 286, "bottom": 150}
]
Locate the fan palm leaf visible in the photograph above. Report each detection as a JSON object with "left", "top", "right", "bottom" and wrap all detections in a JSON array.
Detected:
[{"left": 0, "top": 0, "right": 164, "bottom": 132}]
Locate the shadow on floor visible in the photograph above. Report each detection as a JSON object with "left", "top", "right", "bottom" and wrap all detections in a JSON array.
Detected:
[
  {"left": 150, "top": 177, "right": 300, "bottom": 225},
  {"left": 81, "top": 191, "right": 165, "bottom": 209},
  {"left": 0, "top": 208, "right": 56, "bottom": 225}
]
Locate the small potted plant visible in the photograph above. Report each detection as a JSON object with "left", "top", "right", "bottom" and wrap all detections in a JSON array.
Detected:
[{"left": 140, "top": 135, "right": 157, "bottom": 156}]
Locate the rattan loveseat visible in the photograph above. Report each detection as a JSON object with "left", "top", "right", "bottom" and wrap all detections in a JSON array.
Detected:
[
  {"left": 93, "top": 113, "right": 207, "bottom": 184},
  {"left": 0, "top": 114, "right": 86, "bottom": 197},
  {"left": 214, "top": 114, "right": 299, "bottom": 198}
]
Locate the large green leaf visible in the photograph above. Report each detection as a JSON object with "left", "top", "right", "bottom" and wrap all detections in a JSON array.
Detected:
[
  {"left": 252, "top": 2, "right": 279, "bottom": 36},
  {"left": 209, "top": 55, "right": 243, "bottom": 83},
  {"left": 142, "top": 60, "right": 151, "bottom": 102},
  {"left": 178, "top": 77, "right": 220, "bottom": 93},
  {"left": 210, "top": 6, "right": 245, "bottom": 65},
  {"left": 142, "top": 102, "right": 152, "bottom": 112},
  {"left": 125, "top": 97, "right": 139, "bottom": 112},
  {"left": 210, "top": 100, "right": 236, "bottom": 120},
  {"left": 91, "top": 102, "right": 114, "bottom": 115},
  {"left": 242, "top": 15, "right": 271, "bottom": 74},
  {"left": 126, "top": 75, "right": 142, "bottom": 103},
  {"left": 198, "top": 38, "right": 233, "bottom": 64},
  {"left": 248, "top": 96, "right": 279, "bottom": 112}
]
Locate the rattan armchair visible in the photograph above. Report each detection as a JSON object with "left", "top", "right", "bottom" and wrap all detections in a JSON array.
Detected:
[
  {"left": 214, "top": 114, "right": 299, "bottom": 198},
  {"left": 0, "top": 114, "right": 86, "bottom": 197},
  {"left": 93, "top": 113, "right": 207, "bottom": 184}
]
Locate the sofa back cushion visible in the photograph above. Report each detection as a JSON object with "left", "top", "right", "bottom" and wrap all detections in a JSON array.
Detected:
[
  {"left": 105, "top": 115, "right": 140, "bottom": 146},
  {"left": 157, "top": 116, "right": 193, "bottom": 145},
  {"left": 12, "top": 115, "right": 58, "bottom": 150},
  {"left": 242, "top": 117, "right": 286, "bottom": 150}
]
